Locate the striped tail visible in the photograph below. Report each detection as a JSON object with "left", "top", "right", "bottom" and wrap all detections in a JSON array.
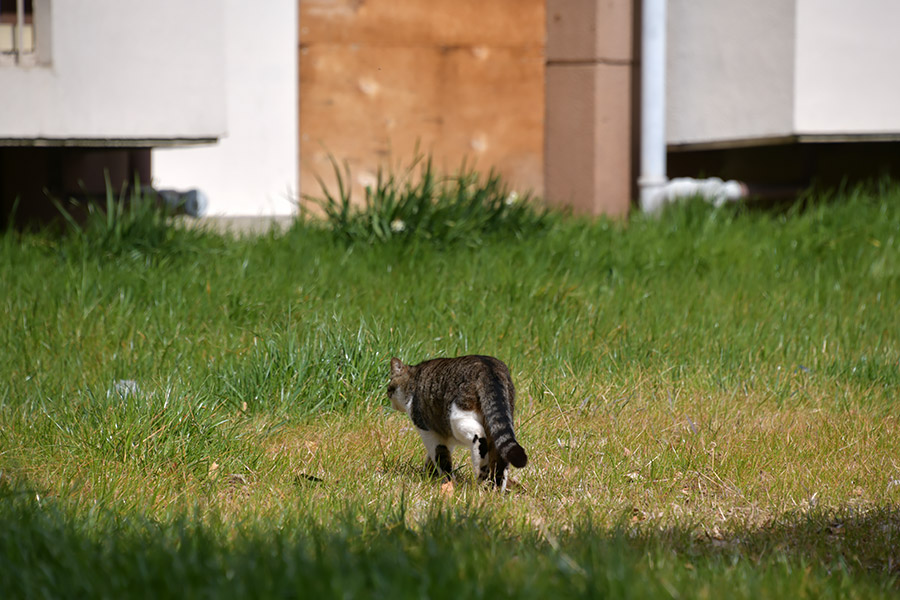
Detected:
[
  {"left": 481, "top": 373, "right": 528, "bottom": 469},
  {"left": 503, "top": 439, "right": 528, "bottom": 469}
]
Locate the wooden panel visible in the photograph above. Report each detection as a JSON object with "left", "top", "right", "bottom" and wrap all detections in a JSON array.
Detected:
[
  {"left": 300, "top": 0, "right": 543, "bottom": 47},
  {"left": 299, "top": 0, "right": 544, "bottom": 207}
]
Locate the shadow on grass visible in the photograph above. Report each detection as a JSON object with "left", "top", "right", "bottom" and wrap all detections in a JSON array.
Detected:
[
  {"left": 1, "top": 472, "right": 898, "bottom": 598},
  {"left": 377, "top": 455, "right": 509, "bottom": 491},
  {"left": 378, "top": 455, "right": 453, "bottom": 484},
  {"left": 620, "top": 506, "right": 900, "bottom": 581}
]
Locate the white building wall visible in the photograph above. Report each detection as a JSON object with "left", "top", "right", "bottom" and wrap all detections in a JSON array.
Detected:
[
  {"left": 794, "top": 0, "right": 900, "bottom": 136},
  {"left": 666, "top": 0, "right": 796, "bottom": 147},
  {"left": 667, "top": 0, "right": 900, "bottom": 148},
  {"left": 0, "top": 0, "right": 226, "bottom": 142},
  {"left": 152, "top": 0, "right": 299, "bottom": 217}
]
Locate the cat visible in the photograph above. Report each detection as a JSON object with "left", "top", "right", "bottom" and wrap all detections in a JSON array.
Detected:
[{"left": 387, "top": 355, "right": 528, "bottom": 491}]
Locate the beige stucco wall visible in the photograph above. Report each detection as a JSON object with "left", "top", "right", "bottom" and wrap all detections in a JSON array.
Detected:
[
  {"left": 0, "top": 0, "right": 225, "bottom": 142},
  {"left": 544, "top": 0, "right": 634, "bottom": 217}
]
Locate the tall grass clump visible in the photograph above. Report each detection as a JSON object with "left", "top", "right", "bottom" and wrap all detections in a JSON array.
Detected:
[
  {"left": 305, "top": 153, "right": 552, "bottom": 245},
  {"left": 52, "top": 176, "right": 210, "bottom": 261}
]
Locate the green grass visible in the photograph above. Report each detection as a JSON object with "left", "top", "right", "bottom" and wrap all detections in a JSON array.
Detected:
[{"left": 1, "top": 180, "right": 900, "bottom": 597}]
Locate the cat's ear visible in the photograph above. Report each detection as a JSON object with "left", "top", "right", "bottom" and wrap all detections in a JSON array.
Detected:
[{"left": 390, "top": 357, "right": 404, "bottom": 377}]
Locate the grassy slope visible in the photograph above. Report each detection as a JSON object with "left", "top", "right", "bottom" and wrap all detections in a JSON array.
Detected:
[{"left": 1, "top": 186, "right": 899, "bottom": 597}]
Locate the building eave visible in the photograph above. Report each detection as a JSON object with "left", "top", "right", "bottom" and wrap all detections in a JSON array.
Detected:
[
  {"left": 668, "top": 133, "right": 900, "bottom": 153},
  {"left": 0, "top": 137, "right": 220, "bottom": 148}
]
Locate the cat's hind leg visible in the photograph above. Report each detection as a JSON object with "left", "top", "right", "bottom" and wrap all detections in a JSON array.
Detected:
[
  {"left": 449, "top": 406, "right": 489, "bottom": 482},
  {"left": 489, "top": 455, "right": 510, "bottom": 492}
]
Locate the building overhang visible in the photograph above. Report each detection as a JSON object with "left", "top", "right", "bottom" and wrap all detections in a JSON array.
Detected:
[
  {"left": 0, "top": 137, "right": 220, "bottom": 148},
  {"left": 668, "top": 133, "right": 900, "bottom": 153}
]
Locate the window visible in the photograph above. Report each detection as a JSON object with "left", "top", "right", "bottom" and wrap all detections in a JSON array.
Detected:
[{"left": 1, "top": 0, "right": 49, "bottom": 66}]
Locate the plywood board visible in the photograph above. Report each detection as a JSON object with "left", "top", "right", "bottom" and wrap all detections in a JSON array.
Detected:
[{"left": 300, "top": 0, "right": 544, "bottom": 207}]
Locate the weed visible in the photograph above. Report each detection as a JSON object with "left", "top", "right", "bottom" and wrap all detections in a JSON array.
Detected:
[
  {"left": 304, "top": 153, "right": 552, "bottom": 246},
  {"left": 52, "top": 175, "right": 209, "bottom": 261}
]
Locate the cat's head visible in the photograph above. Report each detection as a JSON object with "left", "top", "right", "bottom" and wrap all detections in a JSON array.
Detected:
[{"left": 387, "top": 357, "right": 411, "bottom": 412}]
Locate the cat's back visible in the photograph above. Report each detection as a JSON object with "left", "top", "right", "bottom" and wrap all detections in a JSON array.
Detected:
[
  {"left": 413, "top": 355, "right": 510, "bottom": 383},
  {"left": 411, "top": 355, "right": 512, "bottom": 405}
]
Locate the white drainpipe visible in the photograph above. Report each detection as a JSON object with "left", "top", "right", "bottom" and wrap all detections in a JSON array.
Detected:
[
  {"left": 639, "top": 0, "right": 668, "bottom": 213},
  {"left": 638, "top": 0, "right": 747, "bottom": 213}
]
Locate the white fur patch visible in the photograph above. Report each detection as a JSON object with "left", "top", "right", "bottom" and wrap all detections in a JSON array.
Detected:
[
  {"left": 449, "top": 404, "right": 488, "bottom": 478},
  {"left": 449, "top": 405, "right": 485, "bottom": 446},
  {"left": 416, "top": 428, "right": 444, "bottom": 465}
]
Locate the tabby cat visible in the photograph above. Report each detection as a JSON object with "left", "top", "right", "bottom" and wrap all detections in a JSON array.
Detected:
[{"left": 387, "top": 355, "right": 528, "bottom": 490}]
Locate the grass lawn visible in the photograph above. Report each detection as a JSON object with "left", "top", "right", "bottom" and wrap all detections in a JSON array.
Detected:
[{"left": 1, "top": 181, "right": 899, "bottom": 597}]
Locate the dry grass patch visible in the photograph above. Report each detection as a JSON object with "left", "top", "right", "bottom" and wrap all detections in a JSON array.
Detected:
[{"left": 215, "top": 391, "right": 900, "bottom": 542}]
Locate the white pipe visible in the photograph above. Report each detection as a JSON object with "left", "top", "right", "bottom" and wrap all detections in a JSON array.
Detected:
[
  {"left": 638, "top": 0, "right": 748, "bottom": 213},
  {"left": 659, "top": 177, "right": 748, "bottom": 208},
  {"left": 639, "top": 0, "right": 668, "bottom": 213}
]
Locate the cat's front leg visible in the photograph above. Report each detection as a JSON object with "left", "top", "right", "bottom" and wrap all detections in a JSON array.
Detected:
[{"left": 417, "top": 429, "right": 453, "bottom": 482}]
